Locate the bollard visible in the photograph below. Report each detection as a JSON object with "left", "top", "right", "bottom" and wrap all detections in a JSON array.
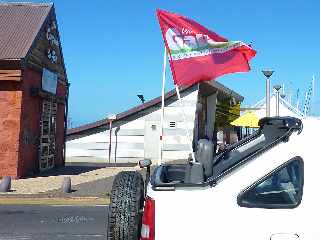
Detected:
[
  {"left": 0, "top": 176, "right": 11, "bottom": 192},
  {"left": 61, "top": 177, "right": 72, "bottom": 193}
]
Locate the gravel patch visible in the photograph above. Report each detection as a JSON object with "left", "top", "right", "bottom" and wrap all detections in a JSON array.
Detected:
[
  {"left": 0, "top": 165, "right": 140, "bottom": 195},
  {"left": 0, "top": 159, "right": 186, "bottom": 198}
]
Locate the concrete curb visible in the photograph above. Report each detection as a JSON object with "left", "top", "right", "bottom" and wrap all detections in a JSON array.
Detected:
[{"left": 0, "top": 197, "right": 110, "bottom": 205}]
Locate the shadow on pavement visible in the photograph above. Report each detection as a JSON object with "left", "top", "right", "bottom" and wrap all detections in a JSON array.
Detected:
[{"left": 21, "top": 162, "right": 138, "bottom": 179}]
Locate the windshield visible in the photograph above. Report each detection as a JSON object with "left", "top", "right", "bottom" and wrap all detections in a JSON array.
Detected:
[{"left": 211, "top": 121, "right": 293, "bottom": 180}]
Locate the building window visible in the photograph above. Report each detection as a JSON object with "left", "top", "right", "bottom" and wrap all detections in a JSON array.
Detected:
[
  {"left": 169, "top": 121, "right": 176, "bottom": 128},
  {"left": 237, "top": 157, "right": 304, "bottom": 209}
]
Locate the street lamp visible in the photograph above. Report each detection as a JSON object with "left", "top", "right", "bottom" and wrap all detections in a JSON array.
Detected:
[
  {"left": 137, "top": 94, "right": 145, "bottom": 104},
  {"left": 262, "top": 70, "right": 274, "bottom": 117},
  {"left": 280, "top": 84, "right": 286, "bottom": 99},
  {"left": 107, "top": 114, "right": 117, "bottom": 164},
  {"left": 273, "top": 85, "right": 281, "bottom": 116}
]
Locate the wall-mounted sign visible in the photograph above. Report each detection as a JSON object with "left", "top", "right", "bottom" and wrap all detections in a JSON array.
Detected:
[
  {"left": 47, "top": 49, "right": 57, "bottom": 63},
  {"left": 46, "top": 20, "right": 59, "bottom": 64},
  {"left": 42, "top": 68, "right": 58, "bottom": 94},
  {"left": 46, "top": 21, "right": 59, "bottom": 47}
]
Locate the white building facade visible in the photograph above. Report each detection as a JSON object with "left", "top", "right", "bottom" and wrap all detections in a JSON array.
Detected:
[
  {"left": 252, "top": 94, "right": 304, "bottom": 119},
  {"left": 66, "top": 82, "right": 243, "bottom": 165}
]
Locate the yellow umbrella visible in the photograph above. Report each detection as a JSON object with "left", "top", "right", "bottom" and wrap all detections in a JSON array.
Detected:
[{"left": 230, "top": 111, "right": 260, "bottom": 128}]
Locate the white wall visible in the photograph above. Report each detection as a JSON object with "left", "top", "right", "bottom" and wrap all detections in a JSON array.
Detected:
[
  {"left": 66, "top": 88, "right": 199, "bottom": 164},
  {"left": 254, "top": 95, "right": 304, "bottom": 119}
]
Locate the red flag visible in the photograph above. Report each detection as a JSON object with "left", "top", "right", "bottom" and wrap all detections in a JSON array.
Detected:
[{"left": 156, "top": 9, "right": 256, "bottom": 86}]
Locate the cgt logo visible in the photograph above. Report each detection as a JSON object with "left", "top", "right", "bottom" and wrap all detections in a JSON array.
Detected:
[{"left": 165, "top": 28, "right": 217, "bottom": 51}]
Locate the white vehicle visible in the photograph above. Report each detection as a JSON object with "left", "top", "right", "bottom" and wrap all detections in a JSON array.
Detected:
[{"left": 107, "top": 116, "right": 319, "bottom": 240}]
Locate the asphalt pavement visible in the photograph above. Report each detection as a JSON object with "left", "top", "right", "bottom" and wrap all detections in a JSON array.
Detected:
[{"left": 0, "top": 205, "right": 109, "bottom": 240}]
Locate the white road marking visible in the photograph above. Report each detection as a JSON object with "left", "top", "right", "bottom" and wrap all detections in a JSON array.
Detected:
[
  {"left": 0, "top": 234, "right": 105, "bottom": 239},
  {"left": 57, "top": 234, "right": 104, "bottom": 237},
  {"left": 0, "top": 236, "right": 31, "bottom": 240},
  {"left": 50, "top": 205, "right": 107, "bottom": 207}
]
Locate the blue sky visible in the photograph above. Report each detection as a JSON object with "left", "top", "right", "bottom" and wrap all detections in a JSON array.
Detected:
[{"left": 8, "top": 0, "right": 320, "bottom": 126}]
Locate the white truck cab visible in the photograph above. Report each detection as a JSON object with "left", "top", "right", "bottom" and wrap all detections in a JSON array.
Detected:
[{"left": 107, "top": 116, "right": 320, "bottom": 240}]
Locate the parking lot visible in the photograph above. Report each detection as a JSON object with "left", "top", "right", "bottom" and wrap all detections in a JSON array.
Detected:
[{"left": 0, "top": 205, "right": 108, "bottom": 240}]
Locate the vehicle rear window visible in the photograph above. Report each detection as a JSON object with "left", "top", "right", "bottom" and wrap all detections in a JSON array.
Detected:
[{"left": 237, "top": 157, "right": 304, "bottom": 209}]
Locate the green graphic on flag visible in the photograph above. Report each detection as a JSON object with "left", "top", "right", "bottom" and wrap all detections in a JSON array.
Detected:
[{"left": 165, "top": 28, "right": 245, "bottom": 60}]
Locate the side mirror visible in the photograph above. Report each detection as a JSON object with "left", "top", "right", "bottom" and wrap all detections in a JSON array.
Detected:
[
  {"left": 139, "top": 159, "right": 152, "bottom": 198},
  {"left": 139, "top": 159, "right": 152, "bottom": 168}
]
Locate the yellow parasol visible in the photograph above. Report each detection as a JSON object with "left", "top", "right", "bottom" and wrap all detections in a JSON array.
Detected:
[{"left": 230, "top": 111, "right": 260, "bottom": 128}]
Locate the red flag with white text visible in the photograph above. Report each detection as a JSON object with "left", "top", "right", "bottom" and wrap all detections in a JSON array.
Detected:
[{"left": 156, "top": 9, "right": 256, "bottom": 86}]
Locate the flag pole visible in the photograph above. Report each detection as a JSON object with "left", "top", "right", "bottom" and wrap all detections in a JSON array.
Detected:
[
  {"left": 159, "top": 47, "right": 167, "bottom": 166},
  {"left": 312, "top": 74, "right": 315, "bottom": 97},
  {"left": 175, "top": 85, "right": 195, "bottom": 162},
  {"left": 304, "top": 91, "right": 308, "bottom": 117}
]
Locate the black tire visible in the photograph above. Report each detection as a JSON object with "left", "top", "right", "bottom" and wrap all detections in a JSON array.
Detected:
[{"left": 107, "top": 171, "right": 145, "bottom": 240}]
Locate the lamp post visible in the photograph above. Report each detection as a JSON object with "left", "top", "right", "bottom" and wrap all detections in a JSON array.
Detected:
[
  {"left": 262, "top": 70, "right": 274, "bottom": 117},
  {"left": 107, "top": 114, "right": 117, "bottom": 164},
  {"left": 280, "top": 83, "right": 286, "bottom": 99},
  {"left": 137, "top": 94, "right": 145, "bottom": 104},
  {"left": 273, "top": 85, "right": 282, "bottom": 116}
]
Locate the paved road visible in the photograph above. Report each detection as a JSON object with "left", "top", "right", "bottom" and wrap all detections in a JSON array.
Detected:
[{"left": 0, "top": 205, "right": 108, "bottom": 240}]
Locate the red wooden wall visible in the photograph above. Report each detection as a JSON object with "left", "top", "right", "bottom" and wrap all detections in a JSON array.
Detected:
[
  {"left": 0, "top": 81, "right": 22, "bottom": 178},
  {"left": 0, "top": 67, "right": 66, "bottom": 178},
  {"left": 17, "top": 68, "right": 66, "bottom": 177}
]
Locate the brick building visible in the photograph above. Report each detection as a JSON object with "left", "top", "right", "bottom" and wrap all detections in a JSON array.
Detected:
[{"left": 0, "top": 3, "right": 69, "bottom": 178}]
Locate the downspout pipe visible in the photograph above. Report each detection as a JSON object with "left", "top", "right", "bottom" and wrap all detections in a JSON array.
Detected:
[{"left": 63, "top": 82, "right": 70, "bottom": 166}]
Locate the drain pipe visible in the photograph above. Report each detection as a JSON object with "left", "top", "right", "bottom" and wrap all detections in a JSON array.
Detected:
[
  {"left": 63, "top": 82, "right": 70, "bottom": 166},
  {"left": 107, "top": 114, "right": 117, "bottom": 164}
]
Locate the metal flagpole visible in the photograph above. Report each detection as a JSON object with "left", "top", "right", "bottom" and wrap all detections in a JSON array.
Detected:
[
  {"left": 175, "top": 85, "right": 195, "bottom": 162},
  {"left": 312, "top": 75, "right": 315, "bottom": 97},
  {"left": 296, "top": 88, "right": 299, "bottom": 110},
  {"left": 304, "top": 91, "right": 308, "bottom": 117},
  {"left": 159, "top": 47, "right": 167, "bottom": 166}
]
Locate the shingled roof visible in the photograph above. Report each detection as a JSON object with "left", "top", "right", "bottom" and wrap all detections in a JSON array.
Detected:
[{"left": 0, "top": 3, "right": 52, "bottom": 60}]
